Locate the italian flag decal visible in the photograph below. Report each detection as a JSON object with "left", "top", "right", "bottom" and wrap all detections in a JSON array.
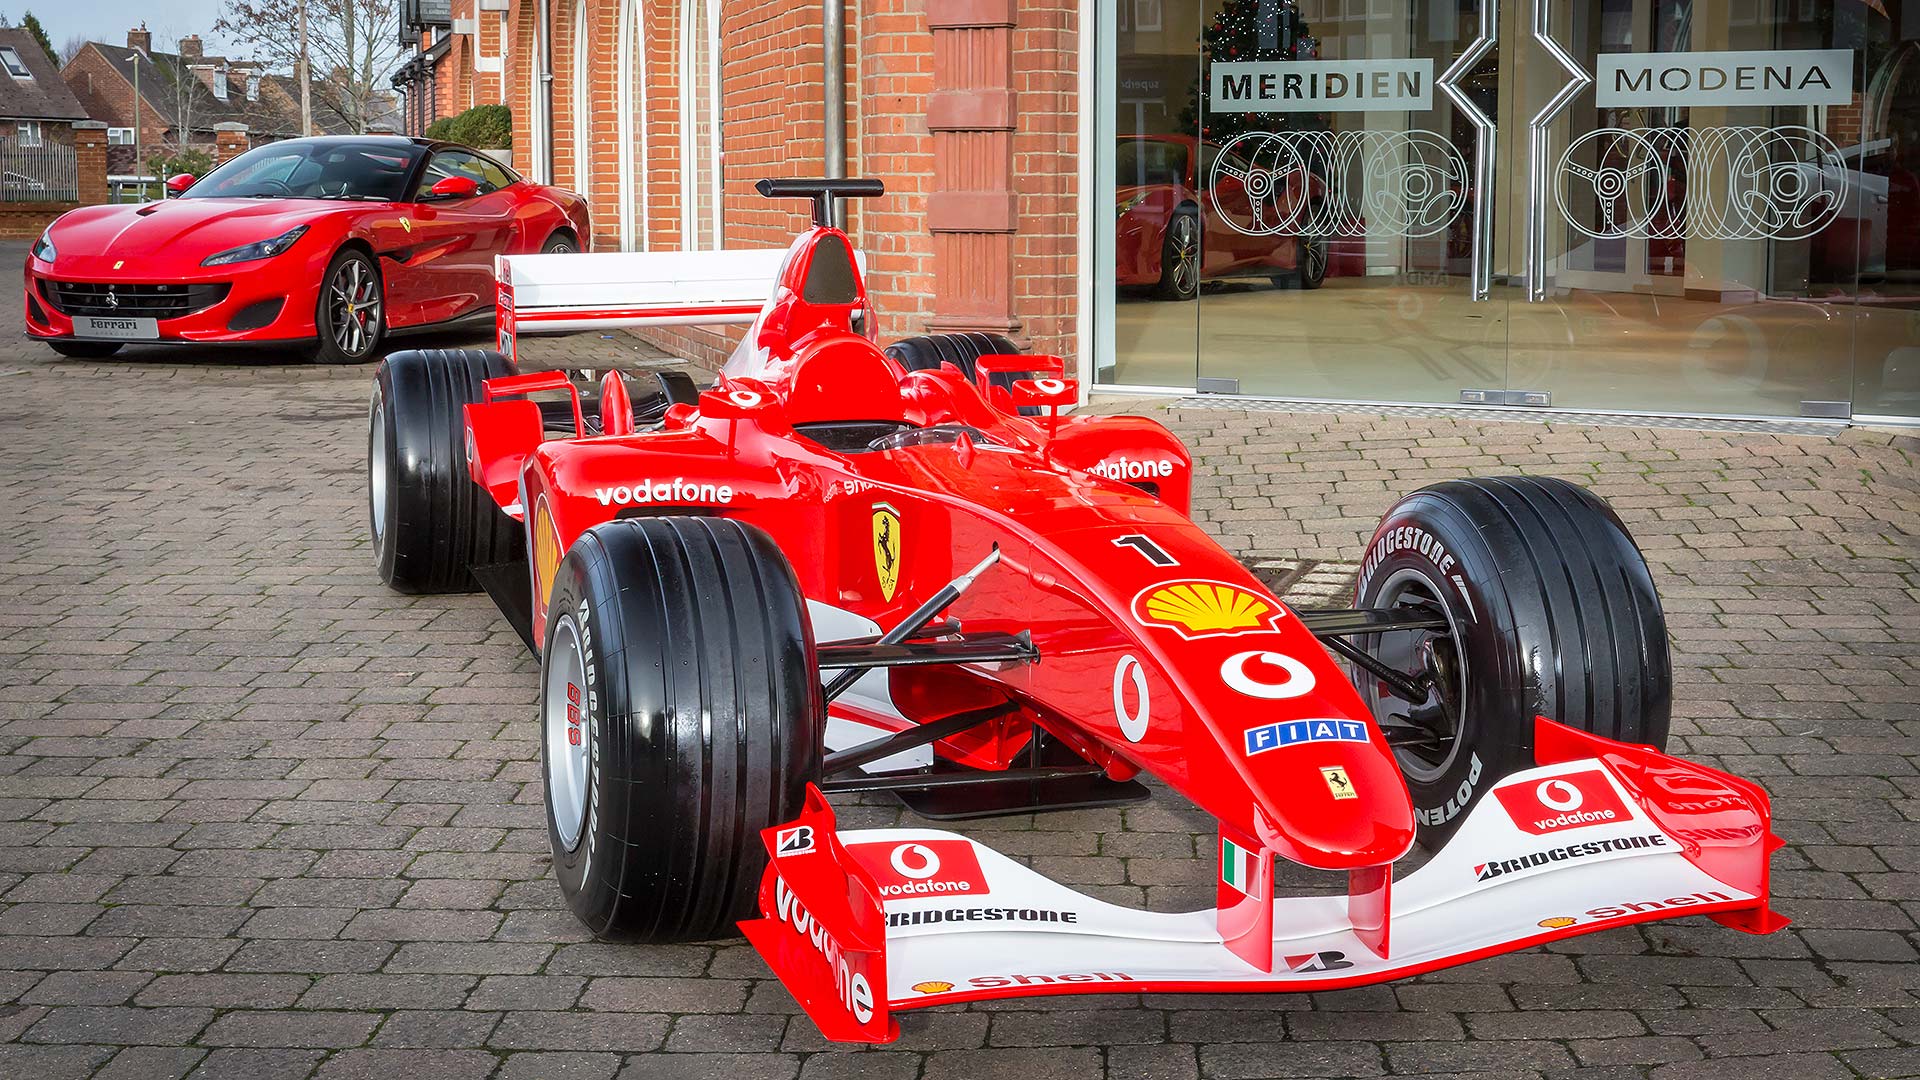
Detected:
[{"left": 1221, "top": 837, "right": 1257, "bottom": 896}]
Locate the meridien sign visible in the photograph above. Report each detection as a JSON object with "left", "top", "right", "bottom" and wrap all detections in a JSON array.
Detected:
[
  {"left": 1596, "top": 49, "right": 1852, "bottom": 107},
  {"left": 1210, "top": 59, "right": 1433, "bottom": 113}
]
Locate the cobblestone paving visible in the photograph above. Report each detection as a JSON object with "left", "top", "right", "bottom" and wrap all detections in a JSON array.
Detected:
[{"left": 3, "top": 241, "right": 1918, "bottom": 1078}]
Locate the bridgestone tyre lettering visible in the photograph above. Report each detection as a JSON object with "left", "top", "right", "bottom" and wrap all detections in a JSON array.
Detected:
[
  {"left": 1354, "top": 476, "right": 1671, "bottom": 850},
  {"left": 369, "top": 347, "right": 523, "bottom": 593},
  {"left": 543, "top": 516, "right": 824, "bottom": 942},
  {"left": 885, "top": 332, "right": 1043, "bottom": 417}
]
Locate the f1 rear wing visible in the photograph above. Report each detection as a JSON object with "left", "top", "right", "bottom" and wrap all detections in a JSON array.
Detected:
[
  {"left": 742, "top": 719, "right": 1785, "bottom": 1044},
  {"left": 492, "top": 248, "right": 789, "bottom": 364}
]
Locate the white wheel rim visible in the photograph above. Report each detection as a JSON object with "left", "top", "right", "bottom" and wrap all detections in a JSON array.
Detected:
[
  {"left": 543, "top": 614, "right": 592, "bottom": 852},
  {"left": 368, "top": 386, "right": 387, "bottom": 541}
]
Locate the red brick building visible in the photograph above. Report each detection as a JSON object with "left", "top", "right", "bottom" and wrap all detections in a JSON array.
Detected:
[{"left": 396, "top": 0, "right": 1084, "bottom": 364}]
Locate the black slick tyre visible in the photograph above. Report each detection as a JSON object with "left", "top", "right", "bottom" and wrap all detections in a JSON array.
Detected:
[
  {"left": 886, "top": 332, "right": 1041, "bottom": 416},
  {"left": 1157, "top": 206, "right": 1201, "bottom": 301},
  {"left": 541, "top": 517, "right": 823, "bottom": 942},
  {"left": 368, "top": 347, "right": 522, "bottom": 593},
  {"left": 312, "top": 248, "right": 386, "bottom": 364},
  {"left": 1350, "top": 476, "right": 1671, "bottom": 849},
  {"left": 48, "top": 340, "right": 123, "bottom": 359}
]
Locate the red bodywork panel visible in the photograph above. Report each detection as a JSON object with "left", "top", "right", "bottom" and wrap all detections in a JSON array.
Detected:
[
  {"left": 469, "top": 217, "right": 1418, "bottom": 872},
  {"left": 25, "top": 151, "right": 587, "bottom": 347}
]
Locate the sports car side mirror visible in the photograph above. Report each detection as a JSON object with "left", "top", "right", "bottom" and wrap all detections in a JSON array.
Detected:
[
  {"left": 165, "top": 173, "right": 195, "bottom": 195},
  {"left": 427, "top": 175, "right": 480, "bottom": 200}
]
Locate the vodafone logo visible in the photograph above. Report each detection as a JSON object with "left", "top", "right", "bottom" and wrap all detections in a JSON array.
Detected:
[
  {"left": 1494, "top": 769, "right": 1633, "bottom": 835},
  {"left": 1221, "top": 650, "right": 1316, "bottom": 700},
  {"left": 851, "top": 839, "right": 989, "bottom": 899},
  {"left": 728, "top": 389, "right": 764, "bottom": 408},
  {"left": 890, "top": 843, "right": 942, "bottom": 880}
]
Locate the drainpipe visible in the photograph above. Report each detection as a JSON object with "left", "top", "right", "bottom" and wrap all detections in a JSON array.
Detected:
[
  {"left": 536, "top": 0, "right": 555, "bottom": 184},
  {"left": 823, "top": 0, "right": 846, "bottom": 224}
]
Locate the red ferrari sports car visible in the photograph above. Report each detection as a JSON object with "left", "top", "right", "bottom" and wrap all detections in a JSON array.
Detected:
[
  {"left": 1116, "top": 133, "right": 1329, "bottom": 300},
  {"left": 24, "top": 135, "right": 588, "bottom": 364}
]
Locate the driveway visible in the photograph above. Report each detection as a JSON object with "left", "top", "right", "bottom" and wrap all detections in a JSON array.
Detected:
[{"left": 3, "top": 239, "right": 1917, "bottom": 1078}]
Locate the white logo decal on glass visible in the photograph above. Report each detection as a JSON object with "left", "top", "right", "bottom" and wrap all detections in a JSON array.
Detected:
[
  {"left": 1556, "top": 125, "right": 1846, "bottom": 241},
  {"left": 1209, "top": 129, "right": 1469, "bottom": 240}
]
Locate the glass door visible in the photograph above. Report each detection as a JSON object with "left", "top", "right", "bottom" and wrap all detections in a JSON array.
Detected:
[
  {"left": 1191, "top": 0, "right": 1508, "bottom": 403},
  {"left": 1509, "top": 0, "right": 1869, "bottom": 416}
]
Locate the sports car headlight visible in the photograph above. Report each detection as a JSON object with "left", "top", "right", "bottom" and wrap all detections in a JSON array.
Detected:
[
  {"left": 201, "top": 225, "right": 309, "bottom": 267},
  {"left": 30, "top": 227, "right": 54, "bottom": 263}
]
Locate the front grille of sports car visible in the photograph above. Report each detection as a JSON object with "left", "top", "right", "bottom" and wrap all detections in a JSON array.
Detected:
[{"left": 41, "top": 281, "right": 231, "bottom": 320}]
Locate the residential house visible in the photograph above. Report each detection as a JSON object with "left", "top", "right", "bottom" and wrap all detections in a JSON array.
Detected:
[{"left": 0, "top": 26, "right": 90, "bottom": 149}]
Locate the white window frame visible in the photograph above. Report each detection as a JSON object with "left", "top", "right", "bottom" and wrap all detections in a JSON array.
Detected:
[
  {"left": 0, "top": 47, "right": 30, "bottom": 79},
  {"left": 107, "top": 127, "right": 135, "bottom": 145},
  {"left": 213, "top": 69, "right": 229, "bottom": 100},
  {"left": 570, "top": 0, "right": 591, "bottom": 198},
  {"left": 616, "top": 0, "right": 649, "bottom": 250},
  {"left": 16, "top": 120, "right": 41, "bottom": 147},
  {"left": 679, "top": 0, "right": 722, "bottom": 250}
]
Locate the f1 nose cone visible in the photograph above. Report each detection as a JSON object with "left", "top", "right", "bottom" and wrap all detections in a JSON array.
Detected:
[{"left": 1236, "top": 718, "right": 1418, "bottom": 870}]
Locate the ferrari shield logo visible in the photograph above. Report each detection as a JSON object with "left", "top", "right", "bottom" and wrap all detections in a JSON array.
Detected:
[
  {"left": 872, "top": 503, "right": 901, "bottom": 601},
  {"left": 400, "top": 216, "right": 413, "bottom": 233},
  {"left": 1321, "top": 765, "right": 1357, "bottom": 800}
]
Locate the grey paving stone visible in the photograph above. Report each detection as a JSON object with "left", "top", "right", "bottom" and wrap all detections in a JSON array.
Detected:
[{"left": 0, "top": 284, "right": 1915, "bottom": 1077}]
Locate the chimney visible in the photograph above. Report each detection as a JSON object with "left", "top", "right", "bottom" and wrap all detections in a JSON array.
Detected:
[
  {"left": 179, "top": 35, "right": 203, "bottom": 63},
  {"left": 127, "top": 24, "right": 151, "bottom": 54}
]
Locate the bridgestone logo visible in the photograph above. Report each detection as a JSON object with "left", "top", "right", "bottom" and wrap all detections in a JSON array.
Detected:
[
  {"left": 886, "top": 908, "right": 1078, "bottom": 928},
  {"left": 1474, "top": 833, "right": 1668, "bottom": 882}
]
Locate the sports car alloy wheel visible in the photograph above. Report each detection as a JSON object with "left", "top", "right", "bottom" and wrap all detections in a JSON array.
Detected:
[
  {"left": 328, "top": 258, "right": 382, "bottom": 358},
  {"left": 1160, "top": 211, "right": 1200, "bottom": 301}
]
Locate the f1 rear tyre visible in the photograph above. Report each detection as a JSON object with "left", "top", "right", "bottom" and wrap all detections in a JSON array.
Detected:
[
  {"left": 542, "top": 516, "right": 823, "bottom": 942},
  {"left": 886, "top": 332, "right": 1042, "bottom": 416},
  {"left": 1351, "top": 476, "right": 1671, "bottom": 849},
  {"left": 368, "top": 347, "right": 523, "bottom": 593}
]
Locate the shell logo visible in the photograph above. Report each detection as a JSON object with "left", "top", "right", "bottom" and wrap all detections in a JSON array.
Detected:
[
  {"left": 1538, "top": 916, "right": 1577, "bottom": 929},
  {"left": 911, "top": 981, "right": 954, "bottom": 995},
  {"left": 531, "top": 498, "right": 563, "bottom": 615},
  {"left": 1132, "top": 579, "right": 1281, "bottom": 639}
]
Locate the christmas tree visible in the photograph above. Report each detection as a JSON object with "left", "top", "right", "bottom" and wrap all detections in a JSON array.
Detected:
[{"left": 1180, "top": 0, "right": 1324, "bottom": 144}]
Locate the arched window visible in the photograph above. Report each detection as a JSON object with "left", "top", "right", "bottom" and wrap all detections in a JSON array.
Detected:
[
  {"left": 570, "top": 0, "right": 592, "bottom": 198},
  {"left": 617, "top": 0, "right": 649, "bottom": 250},
  {"left": 680, "top": 0, "right": 721, "bottom": 249}
]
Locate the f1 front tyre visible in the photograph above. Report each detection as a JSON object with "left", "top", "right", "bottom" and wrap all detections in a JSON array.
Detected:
[
  {"left": 1351, "top": 476, "right": 1671, "bottom": 849},
  {"left": 368, "top": 347, "right": 522, "bottom": 593},
  {"left": 542, "top": 517, "right": 823, "bottom": 941}
]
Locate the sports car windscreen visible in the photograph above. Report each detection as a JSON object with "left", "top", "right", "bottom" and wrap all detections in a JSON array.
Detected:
[{"left": 182, "top": 142, "right": 427, "bottom": 202}]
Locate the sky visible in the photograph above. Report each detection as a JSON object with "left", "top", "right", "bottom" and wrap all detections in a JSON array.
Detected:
[{"left": 27, "top": 0, "right": 235, "bottom": 64}]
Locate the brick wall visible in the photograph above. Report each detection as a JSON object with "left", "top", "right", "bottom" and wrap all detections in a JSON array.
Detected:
[
  {"left": 461, "top": 1, "right": 1084, "bottom": 363},
  {"left": 63, "top": 45, "right": 180, "bottom": 155},
  {"left": 0, "top": 203, "right": 80, "bottom": 239}
]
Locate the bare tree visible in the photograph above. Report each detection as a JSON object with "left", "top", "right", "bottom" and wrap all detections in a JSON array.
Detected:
[
  {"left": 146, "top": 36, "right": 221, "bottom": 172},
  {"left": 59, "top": 33, "right": 84, "bottom": 64},
  {"left": 215, "top": 0, "right": 404, "bottom": 134}
]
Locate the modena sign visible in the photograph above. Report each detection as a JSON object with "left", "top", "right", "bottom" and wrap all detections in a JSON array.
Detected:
[
  {"left": 1597, "top": 49, "right": 1852, "bottom": 107},
  {"left": 1211, "top": 59, "right": 1433, "bottom": 113}
]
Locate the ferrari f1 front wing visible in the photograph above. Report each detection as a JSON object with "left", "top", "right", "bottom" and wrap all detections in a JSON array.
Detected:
[{"left": 740, "top": 719, "right": 1785, "bottom": 1043}]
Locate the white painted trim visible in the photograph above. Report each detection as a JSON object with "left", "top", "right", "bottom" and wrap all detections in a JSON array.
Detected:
[
  {"left": 1074, "top": 1, "right": 1096, "bottom": 406},
  {"left": 474, "top": 54, "right": 501, "bottom": 74},
  {"left": 615, "top": 0, "right": 649, "bottom": 251},
  {"left": 706, "top": 0, "right": 724, "bottom": 249},
  {"left": 570, "top": 0, "right": 591, "bottom": 199}
]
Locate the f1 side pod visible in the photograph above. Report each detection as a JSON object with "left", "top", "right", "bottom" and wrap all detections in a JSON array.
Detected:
[{"left": 742, "top": 720, "right": 1786, "bottom": 1044}]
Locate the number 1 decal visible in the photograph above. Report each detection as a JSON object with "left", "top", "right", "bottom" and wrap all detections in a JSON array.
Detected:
[{"left": 1113, "top": 534, "right": 1177, "bottom": 567}]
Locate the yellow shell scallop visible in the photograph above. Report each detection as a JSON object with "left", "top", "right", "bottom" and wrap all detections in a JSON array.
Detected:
[{"left": 1142, "top": 581, "right": 1272, "bottom": 633}]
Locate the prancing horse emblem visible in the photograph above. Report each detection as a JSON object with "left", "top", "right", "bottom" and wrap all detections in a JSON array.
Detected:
[
  {"left": 104, "top": 287, "right": 119, "bottom": 309},
  {"left": 871, "top": 503, "right": 901, "bottom": 602}
]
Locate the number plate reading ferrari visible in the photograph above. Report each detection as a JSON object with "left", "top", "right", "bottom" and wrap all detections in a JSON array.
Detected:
[{"left": 71, "top": 316, "right": 159, "bottom": 340}]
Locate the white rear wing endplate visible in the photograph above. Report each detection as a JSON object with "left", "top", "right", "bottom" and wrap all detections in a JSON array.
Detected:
[{"left": 492, "top": 248, "right": 790, "bottom": 364}]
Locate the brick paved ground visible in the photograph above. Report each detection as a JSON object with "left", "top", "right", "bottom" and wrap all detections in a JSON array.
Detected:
[{"left": 2, "top": 238, "right": 1917, "bottom": 1078}]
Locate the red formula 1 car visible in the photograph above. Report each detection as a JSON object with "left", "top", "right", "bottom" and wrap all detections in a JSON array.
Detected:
[
  {"left": 367, "top": 179, "right": 1785, "bottom": 1044},
  {"left": 25, "top": 136, "right": 587, "bottom": 364}
]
